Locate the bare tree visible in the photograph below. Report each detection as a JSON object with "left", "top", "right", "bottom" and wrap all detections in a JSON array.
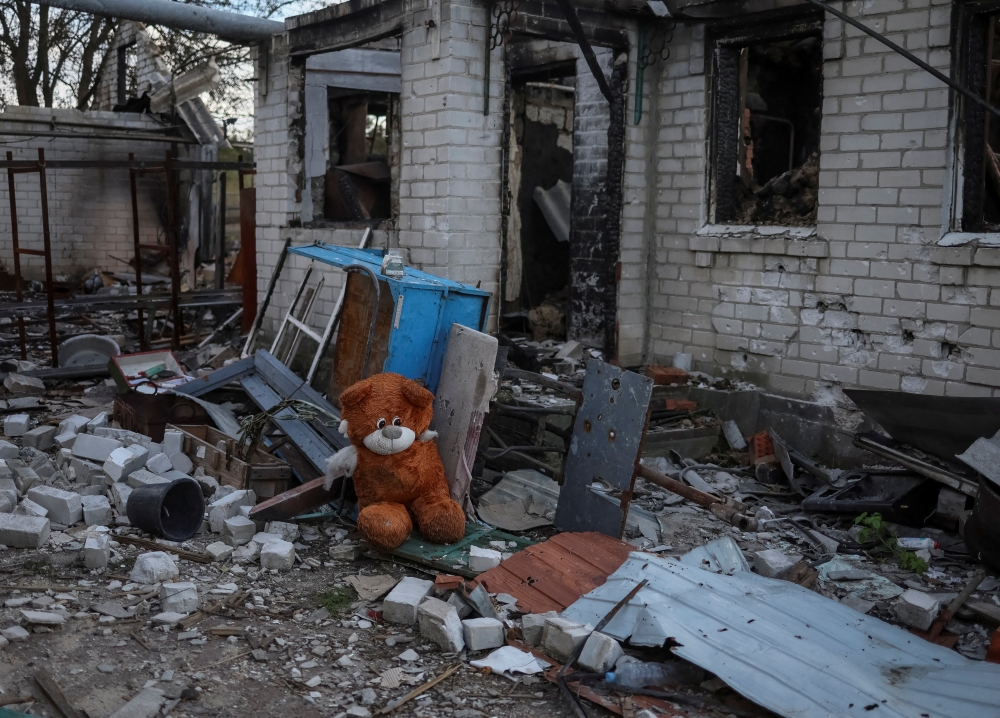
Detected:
[{"left": 0, "top": 0, "right": 116, "bottom": 109}]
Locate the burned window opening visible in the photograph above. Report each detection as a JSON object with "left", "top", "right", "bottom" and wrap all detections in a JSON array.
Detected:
[
  {"left": 960, "top": 8, "right": 1000, "bottom": 232},
  {"left": 712, "top": 31, "right": 822, "bottom": 227}
]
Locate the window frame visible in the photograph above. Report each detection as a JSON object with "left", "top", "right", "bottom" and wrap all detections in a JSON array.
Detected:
[{"left": 707, "top": 13, "right": 824, "bottom": 226}]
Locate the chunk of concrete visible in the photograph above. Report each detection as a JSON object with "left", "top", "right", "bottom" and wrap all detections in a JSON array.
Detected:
[
  {"left": 753, "top": 549, "right": 803, "bottom": 579},
  {"left": 130, "top": 551, "right": 179, "bottom": 584},
  {"left": 264, "top": 520, "right": 299, "bottom": 542},
  {"left": 542, "top": 617, "right": 591, "bottom": 662},
  {"left": 108, "top": 687, "right": 166, "bottom": 718},
  {"left": 20, "top": 609, "right": 65, "bottom": 625},
  {"left": 145, "top": 452, "right": 173, "bottom": 476},
  {"left": 57, "top": 415, "right": 90, "bottom": 436},
  {"left": 22, "top": 425, "right": 56, "bottom": 450},
  {"left": 206, "top": 541, "right": 233, "bottom": 562},
  {"left": 194, "top": 472, "right": 219, "bottom": 498},
  {"left": 13, "top": 497, "right": 47, "bottom": 519},
  {"left": 160, "top": 582, "right": 199, "bottom": 613},
  {"left": 109, "top": 482, "right": 133, "bottom": 514},
  {"left": 170, "top": 452, "right": 193, "bottom": 474},
  {"left": 126, "top": 469, "right": 171, "bottom": 489},
  {"left": 3, "top": 414, "right": 29, "bottom": 437},
  {"left": 72, "top": 433, "right": 122, "bottom": 463},
  {"left": 232, "top": 541, "right": 259, "bottom": 562},
  {"left": 2, "top": 626, "right": 29, "bottom": 642},
  {"left": 27, "top": 486, "right": 82, "bottom": 525},
  {"left": 162, "top": 430, "right": 184, "bottom": 456},
  {"left": 252, "top": 531, "right": 282, "bottom": 545},
  {"left": 462, "top": 617, "right": 504, "bottom": 651},
  {"left": 894, "top": 589, "right": 941, "bottom": 631},
  {"left": 0, "top": 497, "right": 10, "bottom": 514},
  {"left": 84, "top": 534, "right": 111, "bottom": 569},
  {"left": 417, "top": 597, "right": 465, "bottom": 652},
  {"left": 0, "top": 441, "right": 17, "bottom": 459},
  {"left": 53, "top": 431, "right": 77, "bottom": 450},
  {"left": 469, "top": 545, "right": 502, "bottom": 572},
  {"left": 383, "top": 577, "right": 434, "bottom": 625},
  {"left": 103, "top": 445, "right": 147, "bottom": 482},
  {"left": 207, "top": 490, "right": 255, "bottom": 533},
  {"left": 81, "top": 495, "right": 112, "bottom": 527},
  {"left": 86, "top": 412, "right": 108, "bottom": 432},
  {"left": 223, "top": 516, "right": 256, "bottom": 546},
  {"left": 4, "top": 373, "right": 44, "bottom": 395},
  {"left": 0, "top": 478, "right": 16, "bottom": 510},
  {"left": 447, "top": 592, "right": 473, "bottom": 619},
  {"left": 577, "top": 631, "right": 623, "bottom": 672},
  {"left": 522, "top": 612, "right": 557, "bottom": 646},
  {"left": 0, "top": 513, "right": 50, "bottom": 547},
  {"left": 259, "top": 539, "right": 295, "bottom": 571},
  {"left": 71, "top": 457, "right": 104, "bottom": 486}
]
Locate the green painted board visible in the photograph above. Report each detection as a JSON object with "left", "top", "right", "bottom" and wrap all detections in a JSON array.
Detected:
[
  {"left": 0, "top": 708, "right": 35, "bottom": 717},
  {"left": 387, "top": 522, "right": 535, "bottom": 578}
]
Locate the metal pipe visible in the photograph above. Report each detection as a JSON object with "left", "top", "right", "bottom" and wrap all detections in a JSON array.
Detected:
[
  {"left": 33, "top": 0, "right": 283, "bottom": 42},
  {"left": 801, "top": 0, "right": 1000, "bottom": 121},
  {"left": 636, "top": 463, "right": 758, "bottom": 531}
]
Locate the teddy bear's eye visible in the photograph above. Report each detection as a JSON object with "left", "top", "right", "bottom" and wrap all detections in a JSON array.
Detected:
[
  {"left": 392, "top": 417, "right": 402, "bottom": 426},
  {"left": 377, "top": 418, "right": 386, "bottom": 429}
]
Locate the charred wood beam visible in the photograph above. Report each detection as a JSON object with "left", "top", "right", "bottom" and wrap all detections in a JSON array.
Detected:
[{"left": 554, "top": 0, "right": 613, "bottom": 102}]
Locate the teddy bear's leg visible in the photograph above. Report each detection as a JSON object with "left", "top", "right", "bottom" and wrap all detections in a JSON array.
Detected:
[
  {"left": 357, "top": 502, "right": 413, "bottom": 550},
  {"left": 411, "top": 493, "right": 467, "bottom": 545}
]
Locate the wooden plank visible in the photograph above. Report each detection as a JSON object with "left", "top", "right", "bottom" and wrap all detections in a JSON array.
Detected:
[
  {"left": 169, "top": 423, "right": 292, "bottom": 491},
  {"left": 239, "top": 374, "right": 332, "bottom": 474},
  {"left": 249, "top": 476, "right": 340, "bottom": 522},
  {"left": 33, "top": 668, "right": 83, "bottom": 718}
]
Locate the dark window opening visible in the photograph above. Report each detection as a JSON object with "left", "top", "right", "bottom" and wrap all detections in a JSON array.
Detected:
[
  {"left": 502, "top": 65, "right": 576, "bottom": 342},
  {"left": 712, "top": 30, "right": 822, "bottom": 226},
  {"left": 961, "top": 9, "right": 1000, "bottom": 231},
  {"left": 323, "top": 90, "right": 396, "bottom": 222}
]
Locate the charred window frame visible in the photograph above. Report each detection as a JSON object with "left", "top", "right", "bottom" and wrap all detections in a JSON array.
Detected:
[
  {"left": 958, "top": 1, "right": 1000, "bottom": 232},
  {"left": 709, "top": 16, "right": 824, "bottom": 226}
]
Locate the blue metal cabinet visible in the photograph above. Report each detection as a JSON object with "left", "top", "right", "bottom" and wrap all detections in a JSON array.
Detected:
[{"left": 288, "top": 244, "right": 491, "bottom": 393}]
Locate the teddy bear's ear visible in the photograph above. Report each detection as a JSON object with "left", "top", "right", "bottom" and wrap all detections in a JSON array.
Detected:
[
  {"left": 402, "top": 380, "right": 434, "bottom": 409},
  {"left": 340, "top": 380, "right": 373, "bottom": 409}
]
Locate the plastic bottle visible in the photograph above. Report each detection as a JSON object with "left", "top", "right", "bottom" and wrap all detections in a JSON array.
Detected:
[
  {"left": 605, "top": 661, "right": 703, "bottom": 689},
  {"left": 897, "top": 538, "right": 939, "bottom": 550}
]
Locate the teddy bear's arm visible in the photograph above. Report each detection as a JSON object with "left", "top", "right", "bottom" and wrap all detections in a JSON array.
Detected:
[{"left": 324, "top": 444, "right": 357, "bottom": 490}]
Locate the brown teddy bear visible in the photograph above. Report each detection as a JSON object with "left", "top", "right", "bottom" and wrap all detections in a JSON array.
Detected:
[{"left": 323, "top": 372, "right": 467, "bottom": 550}]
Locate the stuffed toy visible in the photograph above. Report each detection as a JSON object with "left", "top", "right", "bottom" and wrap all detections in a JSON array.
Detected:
[{"left": 323, "top": 372, "right": 467, "bottom": 550}]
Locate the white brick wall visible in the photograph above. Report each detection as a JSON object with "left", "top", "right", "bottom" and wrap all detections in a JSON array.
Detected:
[{"left": 0, "top": 107, "right": 177, "bottom": 280}]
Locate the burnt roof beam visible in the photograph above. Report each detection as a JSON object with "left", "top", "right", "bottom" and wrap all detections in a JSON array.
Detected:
[
  {"left": 286, "top": 0, "right": 405, "bottom": 57},
  {"left": 554, "top": 0, "right": 614, "bottom": 103}
]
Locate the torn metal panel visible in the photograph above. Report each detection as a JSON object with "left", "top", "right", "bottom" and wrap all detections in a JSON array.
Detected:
[
  {"left": 553, "top": 360, "right": 653, "bottom": 537},
  {"left": 563, "top": 552, "right": 1000, "bottom": 718},
  {"left": 473, "top": 531, "right": 633, "bottom": 614},
  {"left": 677, "top": 536, "right": 748, "bottom": 575},
  {"left": 845, "top": 389, "right": 1000, "bottom": 463},
  {"left": 533, "top": 179, "right": 571, "bottom": 242},
  {"left": 956, "top": 433, "right": 1000, "bottom": 489},
  {"left": 854, "top": 432, "right": 979, "bottom": 497}
]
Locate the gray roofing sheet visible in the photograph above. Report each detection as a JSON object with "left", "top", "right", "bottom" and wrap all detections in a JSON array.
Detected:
[{"left": 562, "top": 551, "right": 1000, "bottom": 718}]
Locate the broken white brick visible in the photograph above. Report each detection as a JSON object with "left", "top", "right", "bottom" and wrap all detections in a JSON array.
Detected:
[
  {"left": 84, "top": 535, "right": 111, "bottom": 569},
  {"left": 206, "top": 541, "right": 233, "bottom": 562},
  {"left": 126, "top": 469, "right": 171, "bottom": 489},
  {"left": 462, "top": 617, "right": 504, "bottom": 651},
  {"left": 522, "top": 612, "right": 557, "bottom": 646},
  {"left": 109, "top": 482, "right": 133, "bottom": 514},
  {"left": 20, "top": 610, "right": 64, "bottom": 625},
  {"left": 14, "top": 497, "right": 47, "bottom": 519},
  {"left": 103, "top": 446, "right": 147, "bottom": 482},
  {"left": 70, "top": 457, "right": 104, "bottom": 485},
  {"left": 0, "top": 513, "right": 50, "bottom": 547},
  {"left": 145, "top": 452, "right": 173, "bottom": 476},
  {"left": 753, "top": 549, "right": 803, "bottom": 579},
  {"left": 81, "top": 495, "right": 112, "bottom": 526},
  {"left": 577, "top": 631, "right": 623, "bottom": 672},
  {"left": 4, "top": 373, "right": 44, "bottom": 395},
  {"left": 447, "top": 592, "right": 472, "bottom": 619},
  {"left": 72, "top": 433, "right": 122, "bottom": 463},
  {"left": 170, "top": 452, "right": 193, "bottom": 474},
  {"left": 54, "top": 432, "right": 77, "bottom": 450},
  {"left": 232, "top": 541, "right": 259, "bottom": 562},
  {"left": 252, "top": 532, "right": 282, "bottom": 545},
  {"left": 383, "top": 577, "right": 434, "bottom": 625},
  {"left": 57, "top": 415, "right": 90, "bottom": 436},
  {"left": 162, "top": 430, "right": 184, "bottom": 456},
  {"left": 259, "top": 539, "right": 295, "bottom": 571},
  {"left": 26, "top": 486, "right": 82, "bottom": 525},
  {"left": 207, "top": 490, "right": 255, "bottom": 533},
  {"left": 223, "top": 516, "right": 256, "bottom": 546},
  {"left": 894, "top": 589, "right": 941, "bottom": 631},
  {"left": 468, "top": 545, "right": 502, "bottom": 572},
  {"left": 85, "top": 412, "right": 108, "bottom": 433},
  {"left": 0, "top": 441, "right": 17, "bottom": 459},
  {"left": 0, "top": 478, "right": 16, "bottom": 510},
  {"left": 265, "top": 521, "right": 299, "bottom": 542},
  {"left": 160, "top": 582, "right": 199, "bottom": 613},
  {"left": 1, "top": 626, "right": 28, "bottom": 642},
  {"left": 130, "top": 551, "right": 179, "bottom": 584},
  {"left": 542, "top": 617, "right": 591, "bottom": 662},
  {"left": 417, "top": 597, "right": 465, "bottom": 652},
  {"left": 3, "top": 414, "right": 29, "bottom": 437},
  {"left": 22, "top": 425, "right": 56, "bottom": 450}
]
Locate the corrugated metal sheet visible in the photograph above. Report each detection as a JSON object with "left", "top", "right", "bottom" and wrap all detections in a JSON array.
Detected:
[
  {"left": 562, "top": 552, "right": 1000, "bottom": 718},
  {"left": 472, "top": 532, "right": 633, "bottom": 614}
]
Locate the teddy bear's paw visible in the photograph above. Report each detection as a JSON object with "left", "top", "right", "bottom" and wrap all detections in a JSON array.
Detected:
[
  {"left": 418, "top": 429, "right": 438, "bottom": 442},
  {"left": 325, "top": 445, "right": 358, "bottom": 489}
]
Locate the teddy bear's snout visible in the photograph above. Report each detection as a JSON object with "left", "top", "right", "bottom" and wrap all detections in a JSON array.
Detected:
[{"left": 381, "top": 425, "right": 404, "bottom": 440}]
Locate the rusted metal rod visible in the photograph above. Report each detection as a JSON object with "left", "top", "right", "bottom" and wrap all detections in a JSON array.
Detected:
[
  {"left": 6, "top": 151, "right": 26, "bottom": 361},
  {"left": 636, "top": 464, "right": 758, "bottom": 531}
]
